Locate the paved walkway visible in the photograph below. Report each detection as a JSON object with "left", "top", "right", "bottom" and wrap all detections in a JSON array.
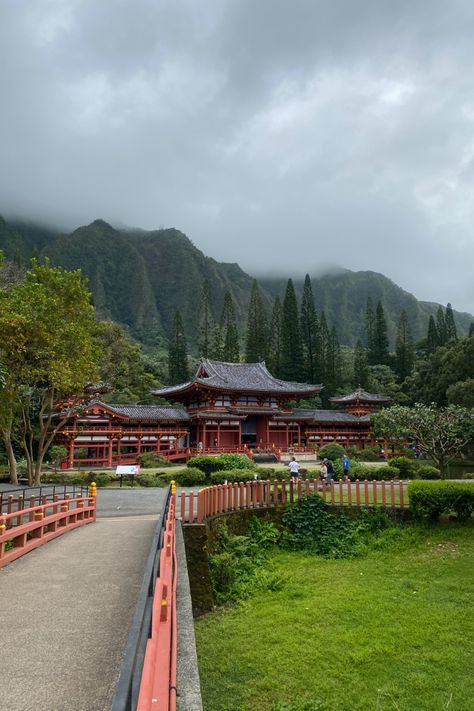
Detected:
[{"left": 0, "top": 489, "right": 168, "bottom": 711}]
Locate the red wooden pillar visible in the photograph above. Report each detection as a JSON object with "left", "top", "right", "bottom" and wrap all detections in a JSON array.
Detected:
[
  {"left": 107, "top": 437, "right": 113, "bottom": 468},
  {"left": 68, "top": 439, "right": 74, "bottom": 469}
]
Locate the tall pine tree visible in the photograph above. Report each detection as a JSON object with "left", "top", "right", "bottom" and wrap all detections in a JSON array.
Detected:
[
  {"left": 300, "top": 274, "right": 320, "bottom": 383},
  {"left": 245, "top": 279, "right": 269, "bottom": 362},
  {"left": 366, "top": 296, "right": 376, "bottom": 364},
  {"left": 267, "top": 296, "right": 283, "bottom": 377},
  {"left": 324, "top": 327, "right": 342, "bottom": 399},
  {"left": 280, "top": 279, "right": 304, "bottom": 381},
  {"left": 198, "top": 280, "right": 213, "bottom": 357},
  {"left": 373, "top": 301, "right": 389, "bottom": 364},
  {"left": 221, "top": 291, "right": 240, "bottom": 362},
  {"left": 167, "top": 309, "right": 189, "bottom": 384},
  {"left": 319, "top": 310, "right": 330, "bottom": 383},
  {"left": 436, "top": 306, "right": 447, "bottom": 346},
  {"left": 395, "top": 310, "right": 414, "bottom": 381},
  {"left": 353, "top": 339, "right": 369, "bottom": 388},
  {"left": 445, "top": 303, "right": 457, "bottom": 341},
  {"left": 426, "top": 315, "right": 439, "bottom": 354}
]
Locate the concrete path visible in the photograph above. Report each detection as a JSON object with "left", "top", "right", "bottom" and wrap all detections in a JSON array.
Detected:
[{"left": 0, "top": 489, "right": 168, "bottom": 711}]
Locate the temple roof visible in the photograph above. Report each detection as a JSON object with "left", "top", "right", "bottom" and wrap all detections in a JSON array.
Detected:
[
  {"left": 106, "top": 404, "right": 190, "bottom": 421},
  {"left": 151, "top": 359, "right": 322, "bottom": 398},
  {"left": 273, "top": 409, "right": 371, "bottom": 423},
  {"left": 330, "top": 388, "right": 390, "bottom": 405}
]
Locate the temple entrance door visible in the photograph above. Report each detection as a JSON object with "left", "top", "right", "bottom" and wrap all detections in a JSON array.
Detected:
[{"left": 241, "top": 416, "right": 257, "bottom": 447}]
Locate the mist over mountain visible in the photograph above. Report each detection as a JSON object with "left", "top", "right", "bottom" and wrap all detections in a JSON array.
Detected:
[{"left": 1, "top": 215, "right": 472, "bottom": 349}]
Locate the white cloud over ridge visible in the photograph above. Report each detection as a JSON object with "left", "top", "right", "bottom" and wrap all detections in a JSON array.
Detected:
[{"left": 1, "top": 0, "right": 474, "bottom": 312}]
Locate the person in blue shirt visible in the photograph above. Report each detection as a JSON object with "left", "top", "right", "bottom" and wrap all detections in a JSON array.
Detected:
[{"left": 343, "top": 454, "right": 350, "bottom": 479}]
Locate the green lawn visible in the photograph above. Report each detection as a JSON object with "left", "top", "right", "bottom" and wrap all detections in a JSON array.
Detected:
[{"left": 195, "top": 522, "right": 474, "bottom": 711}]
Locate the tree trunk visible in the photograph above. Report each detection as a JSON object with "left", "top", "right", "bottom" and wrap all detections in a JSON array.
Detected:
[{"left": 2, "top": 431, "right": 18, "bottom": 485}]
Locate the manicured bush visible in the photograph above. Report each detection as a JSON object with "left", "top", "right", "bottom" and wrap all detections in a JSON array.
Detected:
[
  {"left": 417, "top": 465, "right": 442, "bottom": 480},
  {"left": 318, "top": 443, "right": 346, "bottom": 460},
  {"left": 210, "top": 469, "right": 258, "bottom": 485},
  {"left": 41, "top": 471, "right": 88, "bottom": 486},
  {"left": 253, "top": 467, "right": 276, "bottom": 477},
  {"left": 155, "top": 471, "right": 176, "bottom": 484},
  {"left": 356, "top": 465, "right": 400, "bottom": 481},
  {"left": 188, "top": 454, "right": 255, "bottom": 475},
  {"left": 408, "top": 481, "right": 474, "bottom": 521},
  {"left": 173, "top": 468, "right": 207, "bottom": 486},
  {"left": 349, "top": 446, "right": 382, "bottom": 462},
  {"left": 137, "top": 453, "right": 170, "bottom": 468},
  {"left": 137, "top": 472, "right": 161, "bottom": 487},
  {"left": 91, "top": 472, "right": 114, "bottom": 488},
  {"left": 389, "top": 456, "right": 418, "bottom": 479}
]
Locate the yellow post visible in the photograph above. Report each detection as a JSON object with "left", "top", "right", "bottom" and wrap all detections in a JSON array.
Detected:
[
  {"left": 89, "top": 482, "right": 97, "bottom": 498},
  {"left": 170, "top": 480, "right": 176, "bottom": 495}
]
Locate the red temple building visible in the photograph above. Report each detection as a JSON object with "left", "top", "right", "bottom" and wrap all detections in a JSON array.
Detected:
[{"left": 56, "top": 360, "right": 390, "bottom": 469}]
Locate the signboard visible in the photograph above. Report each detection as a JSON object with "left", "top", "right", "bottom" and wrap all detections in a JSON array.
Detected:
[{"left": 116, "top": 465, "right": 141, "bottom": 475}]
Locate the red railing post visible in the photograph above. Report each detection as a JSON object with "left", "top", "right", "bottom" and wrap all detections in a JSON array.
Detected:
[
  {"left": 355, "top": 479, "right": 361, "bottom": 507},
  {"left": 364, "top": 480, "right": 369, "bottom": 506},
  {"left": 180, "top": 492, "right": 186, "bottom": 522},
  {"left": 339, "top": 479, "right": 344, "bottom": 506},
  {"left": 322, "top": 480, "right": 326, "bottom": 502},
  {"left": 390, "top": 480, "right": 395, "bottom": 507},
  {"left": 188, "top": 492, "right": 194, "bottom": 523},
  {"left": 347, "top": 479, "right": 352, "bottom": 507},
  {"left": 399, "top": 480, "right": 405, "bottom": 508},
  {"left": 381, "top": 480, "right": 386, "bottom": 507},
  {"left": 372, "top": 480, "right": 378, "bottom": 505}
]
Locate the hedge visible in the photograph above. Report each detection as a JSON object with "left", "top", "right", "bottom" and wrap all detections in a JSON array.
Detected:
[
  {"left": 188, "top": 454, "right": 255, "bottom": 476},
  {"left": 408, "top": 481, "right": 474, "bottom": 521},
  {"left": 173, "top": 468, "right": 207, "bottom": 487}
]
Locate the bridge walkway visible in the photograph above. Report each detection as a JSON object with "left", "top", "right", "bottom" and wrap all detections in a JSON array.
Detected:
[{"left": 0, "top": 488, "right": 168, "bottom": 711}]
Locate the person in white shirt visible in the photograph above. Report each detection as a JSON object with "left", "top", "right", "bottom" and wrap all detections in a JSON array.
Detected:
[{"left": 288, "top": 456, "right": 299, "bottom": 483}]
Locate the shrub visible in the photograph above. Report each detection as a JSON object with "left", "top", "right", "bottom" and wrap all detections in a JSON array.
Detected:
[
  {"left": 318, "top": 443, "right": 346, "bottom": 460},
  {"left": 253, "top": 466, "right": 276, "bottom": 477},
  {"left": 417, "top": 465, "right": 442, "bottom": 480},
  {"left": 188, "top": 454, "right": 255, "bottom": 475},
  {"left": 389, "top": 456, "right": 418, "bottom": 479},
  {"left": 173, "top": 468, "right": 207, "bottom": 486},
  {"left": 137, "top": 472, "right": 160, "bottom": 487},
  {"left": 41, "top": 471, "right": 88, "bottom": 486},
  {"left": 137, "top": 453, "right": 169, "bottom": 468},
  {"left": 91, "top": 472, "right": 114, "bottom": 488},
  {"left": 350, "top": 446, "right": 382, "bottom": 462},
  {"left": 408, "top": 481, "right": 474, "bottom": 521},
  {"left": 210, "top": 469, "right": 258, "bottom": 485},
  {"left": 356, "top": 465, "right": 400, "bottom": 481}
]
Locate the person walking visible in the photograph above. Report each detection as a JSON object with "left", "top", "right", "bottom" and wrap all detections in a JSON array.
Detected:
[
  {"left": 319, "top": 459, "right": 328, "bottom": 483},
  {"left": 325, "top": 458, "right": 334, "bottom": 485},
  {"left": 288, "top": 456, "right": 299, "bottom": 483},
  {"left": 343, "top": 454, "right": 350, "bottom": 480}
]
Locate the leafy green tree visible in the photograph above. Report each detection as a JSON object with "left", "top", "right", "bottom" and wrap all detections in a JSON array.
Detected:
[
  {"left": 445, "top": 303, "right": 457, "bottom": 341},
  {"left": 353, "top": 339, "right": 369, "bottom": 388},
  {"left": 374, "top": 403, "right": 474, "bottom": 477},
  {"left": 426, "top": 315, "right": 439, "bottom": 354},
  {"left": 447, "top": 379, "right": 474, "bottom": 408},
  {"left": 245, "top": 279, "right": 268, "bottom": 362},
  {"left": 0, "top": 260, "right": 99, "bottom": 484},
  {"left": 280, "top": 279, "right": 304, "bottom": 381},
  {"left": 267, "top": 296, "right": 283, "bottom": 377},
  {"left": 323, "top": 327, "right": 342, "bottom": 399},
  {"left": 210, "top": 323, "right": 224, "bottom": 361},
  {"left": 395, "top": 310, "right": 414, "bottom": 381},
  {"left": 469, "top": 322, "right": 474, "bottom": 337},
  {"left": 221, "top": 291, "right": 240, "bottom": 362},
  {"left": 300, "top": 274, "right": 320, "bottom": 383},
  {"left": 168, "top": 309, "right": 189, "bottom": 384}
]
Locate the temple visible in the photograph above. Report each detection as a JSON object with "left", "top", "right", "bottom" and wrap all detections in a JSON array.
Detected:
[{"left": 56, "top": 360, "right": 389, "bottom": 469}]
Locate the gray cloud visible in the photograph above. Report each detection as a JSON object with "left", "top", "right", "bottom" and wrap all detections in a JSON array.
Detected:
[{"left": 1, "top": 0, "right": 474, "bottom": 312}]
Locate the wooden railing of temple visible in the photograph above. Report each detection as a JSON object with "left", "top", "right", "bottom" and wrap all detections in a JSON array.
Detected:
[
  {"left": 180, "top": 478, "right": 407, "bottom": 524},
  {"left": 0, "top": 485, "right": 97, "bottom": 568}
]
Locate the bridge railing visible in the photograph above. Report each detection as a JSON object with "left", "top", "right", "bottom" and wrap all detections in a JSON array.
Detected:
[
  {"left": 0, "top": 485, "right": 90, "bottom": 513},
  {"left": 0, "top": 489, "right": 96, "bottom": 568},
  {"left": 111, "top": 485, "right": 177, "bottom": 711},
  {"left": 180, "top": 478, "right": 408, "bottom": 524}
]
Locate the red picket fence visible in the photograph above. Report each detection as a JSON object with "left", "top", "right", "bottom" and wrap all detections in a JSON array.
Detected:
[
  {"left": 136, "top": 489, "right": 177, "bottom": 711},
  {"left": 0, "top": 491, "right": 96, "bottom": 568},
  {"left": 180, "top": 478, "right": 407, "bottom": 524}
]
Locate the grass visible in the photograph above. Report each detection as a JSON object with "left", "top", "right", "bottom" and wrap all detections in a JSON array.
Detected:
[{"left": 195, "top": 521, "right": 474, "bottom": 711}]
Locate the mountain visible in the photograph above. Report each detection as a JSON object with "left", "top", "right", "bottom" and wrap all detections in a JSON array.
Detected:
[{"left": 0, "top": 215, "right": 472, "bottom": 348}]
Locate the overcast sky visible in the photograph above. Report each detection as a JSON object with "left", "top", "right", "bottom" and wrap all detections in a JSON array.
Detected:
[{"left": 1, "top": 1, "right": 474, "bottom": 313}]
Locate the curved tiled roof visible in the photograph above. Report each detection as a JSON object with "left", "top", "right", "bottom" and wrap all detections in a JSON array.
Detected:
[
  {"left": 330, "top": 388, "right": 390, "bottom": 404},
  {"left": 274, "top": 409, "right": 371, "bottom": 423},
  {"left": 151, "top": 359, "right": 322, "bottom": 397},
  {"left": 106, "top": 404, "right": 189, "bottom": 421}
]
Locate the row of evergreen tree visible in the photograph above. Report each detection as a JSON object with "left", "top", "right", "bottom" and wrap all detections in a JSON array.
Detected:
[{"left": 168, "top": 276, "right": 462, "bottom": 400}]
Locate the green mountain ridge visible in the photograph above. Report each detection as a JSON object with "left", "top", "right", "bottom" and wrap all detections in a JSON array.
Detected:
[{"left": 1, "top": 215, "right": 472, "bottom": 348}]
